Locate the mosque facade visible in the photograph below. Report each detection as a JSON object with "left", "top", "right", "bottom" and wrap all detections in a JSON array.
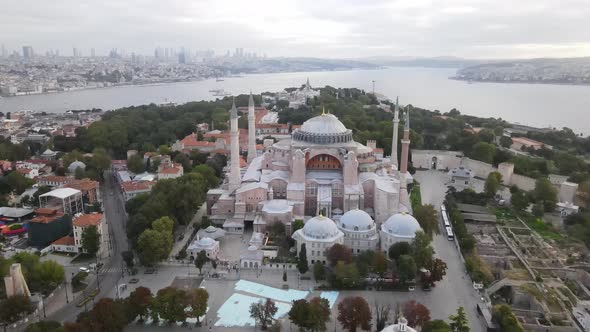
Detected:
[{"left": 206, "top": 91, "right": 420, "bottom": 258}]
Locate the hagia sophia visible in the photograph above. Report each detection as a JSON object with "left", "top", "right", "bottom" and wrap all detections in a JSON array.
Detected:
[{"left": 206, "top": 91, "right": 422, "bottom": 264}]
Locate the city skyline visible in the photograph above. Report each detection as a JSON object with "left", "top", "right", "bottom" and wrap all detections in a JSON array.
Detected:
[{"left": 1, "top": 0, "right": 590, "bottom": 59}]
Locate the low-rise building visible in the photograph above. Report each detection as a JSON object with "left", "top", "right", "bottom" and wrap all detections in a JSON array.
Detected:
[
  {"left": 51, "top": 236, "right": 77, "bottom": 253},
  {"left": 121, "top": 181, "right": 154, "bottom": 201},
  {"left": 187, "top": 236, "right": 220, "bottom": 260},
  {"left": 39, "top": 188, "right": 84, "bottom": 215},
  {"left": 292, "top": 215, "right": 344, "bottom": 266},
  {"left": 157, "top": 163, "right": 184, "bottom": 180},
  {"left": 510, "top": 136, "right": 551, "bottom": 151},
  {"left": 27, "top": 208, "right": 72, "bottom": 248},
  {"left": 73, "top": 213, "right": 105, "bottom": 256},
  {"left": 448, "top": 166, "right": 475, "bottom": 191},
  {"left": 37, "top": 175, "right": 74, "bottom": 188},
  {"left": 65, "top": 178, "right": 101, "bottom": 203}
]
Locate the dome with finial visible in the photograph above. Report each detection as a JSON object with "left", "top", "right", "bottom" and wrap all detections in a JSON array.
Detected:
[
  {"left": 301, "top": 215, "right": 343, "bottom": 240},
  {"left": 382, "top": 212, "right": 422, "bottom": 239},
  {"left": 292, "top": 111, "right": 353, "bottom": 144}
]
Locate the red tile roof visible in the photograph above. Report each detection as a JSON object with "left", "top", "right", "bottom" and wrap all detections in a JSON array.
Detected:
[
  {"left": 52, "top": 236, "right": 75, "bottom": 246},
  {"left": 121, "top": 181, "right": 153, "bottom": 192},
  {"left": 180, "top": 133, "right": 215, "bottom": 148},
  {"left": 159, "top": 166, "right": 182, "bottom": 174},
  {"left": 73, "top": 213, "right": 103, "bottom": 227},
  {"left": 65, "top": 179, "right": 99, "bottom": 191}
]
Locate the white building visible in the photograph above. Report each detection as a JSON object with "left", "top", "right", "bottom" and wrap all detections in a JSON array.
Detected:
[
  {"left": 448, "top": 166, "right": 475, "bottom": 191},
  {"left": 380, "top": 317, "right": 415, "bottom": 332},
  {"left": 39, "top": 188, "right": 84, "bottom": 215},
  {"left": 337, "top": 209, "right": 379, "bottom": 254},
  {"left": 379, "top": 212, "right": 422, "bottom": 253},
  {"left": 240, "top": 245, "right": 264, "bottom": 269},
  {"left": 292, "top": 215, "right": 344, "bottom": 266},
  {"left": 73, "top": 213, "right": 105, "bottom": 257},
  {"left": 187, "top": 237, "right": 220, "bottom": 260}
]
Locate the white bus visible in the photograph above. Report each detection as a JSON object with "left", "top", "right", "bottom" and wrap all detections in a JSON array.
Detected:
[{"left": 445, "top": 226, "right": 454, "bottom": 241}]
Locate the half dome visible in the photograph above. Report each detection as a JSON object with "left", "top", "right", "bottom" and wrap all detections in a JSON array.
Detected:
[{"left": 382, "top": 213, "right": 422, "bottom": 238}]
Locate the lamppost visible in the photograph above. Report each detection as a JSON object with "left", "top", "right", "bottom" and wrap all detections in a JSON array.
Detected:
[{"left": 64, "top": 280, "right": 70, "bottom": 304}]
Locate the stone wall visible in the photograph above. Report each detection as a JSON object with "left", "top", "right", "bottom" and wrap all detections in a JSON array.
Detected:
[
  {"left": 511, "top": 174, "right": 536, "bottom": 191},
  {"left": 411, "top": 150, "right": 462, "bottom": 170},
  {"left": 461, "top": 158, "right": 495, "bottom": 179}
]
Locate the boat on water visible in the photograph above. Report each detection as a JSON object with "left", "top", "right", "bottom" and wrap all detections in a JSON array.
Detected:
[
  {"left": 216, "top": 78, "right": 224, "bottom": 82},
  {"left": 209, "top": 88, "right": 231, "bottom": 97}
]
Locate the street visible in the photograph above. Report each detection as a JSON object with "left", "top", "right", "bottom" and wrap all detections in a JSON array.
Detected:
[{"left": 47, "top": 171, "right": 130, "bottom": 323}]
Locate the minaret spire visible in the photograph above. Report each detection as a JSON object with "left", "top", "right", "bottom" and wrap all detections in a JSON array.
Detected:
[
  {"left": 400, "top": 105, "right": 411, "bottom": 175},
  {"left": 229, "top": 97, "right": 241, "bottom": 192},
  {"left": 390, "top": 96, "right": 400, "bottom": 168},
  {"left": 247, "top": 91, "right": 256, "bottom": 163}
]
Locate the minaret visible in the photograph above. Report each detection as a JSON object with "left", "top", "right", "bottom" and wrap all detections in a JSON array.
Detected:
[
  {"left": 247, "top": 91, "right": 256, "bottom": 163},
  {"left": 390, "top": 97, "right": 400, "bottom": 168},
  {"left": 229, "top": 98, "right": 241, "bottom": 192},
  {"left": 400, "top": 105, "right": 411, "bottom": 174}
]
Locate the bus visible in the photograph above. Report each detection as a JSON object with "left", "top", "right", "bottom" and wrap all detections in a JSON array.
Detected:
[
  {"left": 440, "top": 204, "right": 451, "bottom": 228},
  {"left": 445, "top": 226, "right": 454, "bottom": 241}
]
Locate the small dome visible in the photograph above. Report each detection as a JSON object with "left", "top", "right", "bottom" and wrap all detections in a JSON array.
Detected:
[
  {"left": 247, "top": 245, "right": 258, "bottom": 251},
  {"left": 339, "top": 209, "right": 374, "bottom": 231},
  {"left": 302, "top": 215, "right": 341, "bottom": 239},
  {"left": 197, "top": 237, "right": 215, "bottom": 246},
  {"left": 300, "top": 114, "right": 347, "bottom": 134},
  {"left": 382, "top": 213, "right": 422, "bottom": 238},
  {"left": 204, "top": 225, "right": 217, "bottom": 233},
  {"left": 68, "top": 160, "right": 86, "bottom": 172}
]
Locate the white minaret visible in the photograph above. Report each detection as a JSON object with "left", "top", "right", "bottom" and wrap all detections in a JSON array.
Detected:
[
  {"left": 229, "top": 98, "right": 241, "bottom": 192},
  {"left": 391, "top": 96, "right": 400, "bottom": 168},
  {"left": 247, "top": 91, "right": 256, "bottom": 163}
]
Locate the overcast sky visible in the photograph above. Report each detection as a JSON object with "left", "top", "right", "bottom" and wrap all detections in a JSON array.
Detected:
[{"left": 2, "top": 0, "right": 590, "bottom": 59}]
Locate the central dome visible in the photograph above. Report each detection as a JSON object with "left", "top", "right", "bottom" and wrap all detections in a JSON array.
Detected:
[
  {"left": 293, "top": 113, "right": 353, "bottom": 144},
  {"left": 303, "top": 215, "right": 342, "bottom": 239},
  {"left": 300, "top": 114, "right": 348, "bottom": 134},
  {"left": 339, "top": 209, "right": 375, "bottom": 231}
]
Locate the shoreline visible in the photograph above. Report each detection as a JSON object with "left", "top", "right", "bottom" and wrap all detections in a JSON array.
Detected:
[{"left": 450, "top": 76, "right": 590, "bottom": 87}]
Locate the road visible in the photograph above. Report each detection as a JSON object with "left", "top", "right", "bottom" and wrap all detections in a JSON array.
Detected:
[
  {"left": 415, "top": 170, "right": 486, "bottom": 332},
  {"left": 48, "top": 171, "right": 130, "bottom": 323}
]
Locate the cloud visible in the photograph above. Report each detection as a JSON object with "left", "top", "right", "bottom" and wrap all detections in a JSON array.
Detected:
[{"left": 0, "top": 0, "right": 589, "bottom": 58}]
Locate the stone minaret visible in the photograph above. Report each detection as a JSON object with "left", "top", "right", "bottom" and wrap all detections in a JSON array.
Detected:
[
  {"left": 229, "top": 98, "right": 241, "bottom": 192},
  {"left": 390, "top": 97, "right": 400, "bottom": 168},
  {"left": 400, "top": 106, "right": 411, "bottom": 175},
  {"left": 247, "top": 92, "right": 256, "bottom": 163}
]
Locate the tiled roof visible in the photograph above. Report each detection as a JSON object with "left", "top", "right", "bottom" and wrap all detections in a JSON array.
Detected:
[
  {"left": 73, "top": 213, "right": 103, "bottom": 227},
  {"left": 65, "top": 178, "right": 99, "bottom": 191},
  {"left": 121, "top": 181, "right": 153, "bottom": 192},
  {"left": 37, "top": 175, "right": 74, "bottom": 184},
  {"left": 52, "top": 236, "right": 75, "bottom": 246}
]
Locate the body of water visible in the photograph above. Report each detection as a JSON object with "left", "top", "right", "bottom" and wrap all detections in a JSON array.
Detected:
[{"left": 1, "top": 67, "right": 589, "bottom": 134}]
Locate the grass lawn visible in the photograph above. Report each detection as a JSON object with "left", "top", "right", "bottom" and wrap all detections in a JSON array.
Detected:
[
  {"left": 525, "top": 217, "right": 563, "bottom": 241},
  {"left": 71, "top": 253, "right": 96, "bottom": 264}
]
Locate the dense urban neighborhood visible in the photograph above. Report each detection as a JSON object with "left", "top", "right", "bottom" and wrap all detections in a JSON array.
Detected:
[{"left": 0, "top": 81, "right": 590, "bottom": 332}]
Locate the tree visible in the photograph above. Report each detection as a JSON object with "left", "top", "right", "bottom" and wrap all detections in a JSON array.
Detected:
[
  {"left": 174, "top": 153, "right": 192, "bottom": 172},
  {"left": 126, "top": 287, "right": 153, "bottom": 322},
  {"left": 532, "top": 203, "right": 545, "bottom": 217},
  {"left": 187, "top": 288, "right": 208, "bottom": 326},
  {"left": 81, "top": 225, "right": 101, "bottom": 257},
  {"left": 470, "top": 142, "right": 496, "bottom": 164},
  {"left": 6, "top": 171, "right": 34, "bottom": 194},
  {"left": 424, "top": 258, "right": 448, "bottom": 287},
  {"left": 326, "top": 243, "right": 353, "bottom": 266},
  {"left": 36, "top": 260, "right": 65, "bottom": 293},
  {"left": 90, "top": 148, "right": 112, "bottom": 179},
  {"left": 414, "top": 204, "right": 440, "bottom": 239},
  {"left": 79, "top": 298, "right": 128, "bottom": 332},
  {"left": 388, "top": 242, "right": 411, "bottom": 261},
  {"left": 397, "top": 255, "right": 417, "bottom": 283},
  {"left": 331, "top": 262, "right": 360, "bottom": 289},
  {"left": 127, "top": 154, "right": 145, "bottom": 174},
  {"left": 194, "top": 250, "right": 208, "bottom": 274},
  {"left": 337, "top": 296, "right": 372, "bottom": 332},
  {"left": 292, "top": 219, "right": 304, "bottom": 233},
  {"left": 402, "top": 300, "right": 431, "bottom": 328},
  {"left": 422, "top": 320, "right": 452, "bottom": 332},
  {"left": 25, "top": 321, "right": 65, "bottom": 332},
  {"left": 313, "top": 261, "right": 326, "bottom": 281},
  {"left": 374, "top": 301, "right": 391, "bottom": 332},
  {"left": 297, "top": 244, "right": 309, "bottom": 274},
  {"left": 533, "top": 177, "right": 558, "bottom": 212},
  {"left": 449, "top": 307, "right": 470, "bottom": 332},
  {"left": 484, "top": 172, "right": 503, "bottom": 198},
  {"left": 412, "top": 231, "right": 434, "bottom": 269},
  {"left": 373, "top": 251, "right": 388, "bottom": 277},
  {"left": 0, "top": 295, "right": 34, "bottom": 330},
  {"left": 250, "top": 298, "right": 278, "bottom": 330},
  {"left": 137, "top": 229, "right": 171, "bottom": 266},
  {"left": 499, "top": 136, "right": 513, "bottom": 148},
  {"left": 492, "top": 304, "right": 524, "bottom": 332},
  {"left": 282, "top": 271, "right": 287, "bottom": 282},
  {"left": 122, "top": 251, "right": 134, "bottom": 268},
  {"left": 510, "top": 189, "right": 529, "bottom": 211},
  {"left": 288, "top": 297, "right": 331, "bottom": 332},
  {"left": 151, "top": 287, "right": 189, "bottom": 324}
]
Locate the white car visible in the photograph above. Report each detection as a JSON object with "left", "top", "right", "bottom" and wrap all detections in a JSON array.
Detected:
[{"left": 79, "top": 267, "right": 90, "bottom": 273}]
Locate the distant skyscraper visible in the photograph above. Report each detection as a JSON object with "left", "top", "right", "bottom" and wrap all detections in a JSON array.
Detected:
[
  {"left": 91, "top": 48, "right": 96, "bottom": 57},
  {"left": 1, "top": 44, "right": 6, "bottom": 58},
  {"left": 178, "top": 51, "right": 187, "bottom": 64},
  {"left": 22, "top": 46, "right": 34, "bottom": 59},
  {"left": 73, "top": 47, "right": 78, "bottom": 57}
]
